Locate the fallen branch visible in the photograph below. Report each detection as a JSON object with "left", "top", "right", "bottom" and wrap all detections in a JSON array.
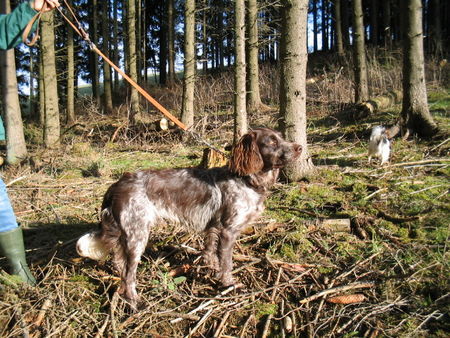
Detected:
[
  {"left": 375, "top": 207, "right": 421, "bottom": 223},
  {"left": 299, "top": 282, "right": 374, "bottom": 304},
  {"left": 388, "top": 159, "right": 450, "bottom": 167}
]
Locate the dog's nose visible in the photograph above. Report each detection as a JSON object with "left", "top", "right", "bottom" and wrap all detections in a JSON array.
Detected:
[{"left": 293, "top": 144, "right": 302, "bottom": 154}]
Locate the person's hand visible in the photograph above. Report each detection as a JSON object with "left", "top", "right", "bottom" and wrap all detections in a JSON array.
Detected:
[{"left": 31, "top": 0, "right": 60, "bottom": 12}]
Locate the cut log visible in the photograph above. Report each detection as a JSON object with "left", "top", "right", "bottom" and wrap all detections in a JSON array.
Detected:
[{"left": 199, "top": 148, "right": 228, "bottom": 169}]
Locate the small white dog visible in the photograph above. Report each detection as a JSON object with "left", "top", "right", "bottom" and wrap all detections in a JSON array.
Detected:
[{"left": 368, "top": 126, "right": 390, "bottom": 165}]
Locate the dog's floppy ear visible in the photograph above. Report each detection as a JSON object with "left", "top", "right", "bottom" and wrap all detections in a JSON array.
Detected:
[{"left": 228, "top": 132, "right": 264, "bottom": 176}]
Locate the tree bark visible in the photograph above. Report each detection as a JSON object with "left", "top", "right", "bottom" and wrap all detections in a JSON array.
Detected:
[
  {"left": 321, "top": 0, "right": 329, "bottom": 51},
  {"left": 313, "top": 0, "right": 318, "bottom": 52},
  {"left": 167, "top": 0, "right": 176, "bottom": 84},
  {"left": 401, "top": 0, "right": 438, "bottom": 137},
  {"left": 101, "top": 0, "right": 113, "bottom": 113},
  {"left": 352, "top": 0, "right": 369, "bottom": 102},
  {"left": 333, "top": 0, "right": 344, "bottom": 57},
  {"left": 246, "top": 0, "right": 262, "bottom": 113},
  {"left": 370, "top": 0, "right": 378, "bottom": 45},
  {"left": 112, "top": 0, "right": 119, "bottom": 93},
  {"left": 382, "top": 0, "right": 391, "bottom": 48},
  {"left": 159, "top": 2, "right": 168, "bottom": 86},
  {"left": 41, "top": 11, "right": 60, "bottom": 148},
  {"left": 181, "top": 0, "right": 196, "bottom": 130},
  {"left": 0, "top": 0, "right": 27, "bottom": 164},
  {"left": 233, "top": 0, "right": 247, "bottom": 141},
  {"left": 127, "top": 0, "right": 141, "bottom": 123},
  {"left": 341, "top": 0, "right": 350, "bottom": 48},
  {"left": 89, "top": 0, "right": 100, "bottom": 105},
  {"left": 66, "top": 0, "right": 75, "bottom": 124},
  {"left": 279, "top": 0, "right": 315, "bottom": 180},
  {"left": 429, "top": 0, "right": 443, "bottom": 58}
]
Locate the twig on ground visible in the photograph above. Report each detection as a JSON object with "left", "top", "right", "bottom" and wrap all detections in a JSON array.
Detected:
[
  {"left": 94, "top": 315, "right": 110, "bottom": 338},
  {"left": 299, "top": 282, "right": 374, "bottom": 304},
  {"left": 186, "top": 308, "right": 213, "bottom": 338},
  {"left": 213, "top": 310, "right": 231, "bottom": 337},
  {"left": 170, "top": 284, "right": 242, "bottom": 324}
]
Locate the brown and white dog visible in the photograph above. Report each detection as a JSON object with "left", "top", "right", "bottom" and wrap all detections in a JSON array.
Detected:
[{"left": 76, "top": 128, "right": 301, "bottom": 308}]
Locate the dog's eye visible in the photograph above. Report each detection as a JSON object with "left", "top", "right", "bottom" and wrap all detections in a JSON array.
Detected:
[{"left": 268, "top": 137, "right": 278, "bottom": 147}]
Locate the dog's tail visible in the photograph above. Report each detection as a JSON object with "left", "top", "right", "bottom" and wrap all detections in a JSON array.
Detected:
[
  {"left": 76, "top": 209, "right": 117, "bottom": 261},
  {"left": 76, "top": 231, "right": 109, "bottom": 260}
]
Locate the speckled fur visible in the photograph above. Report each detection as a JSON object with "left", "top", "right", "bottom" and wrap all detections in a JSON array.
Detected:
[{"left": 76, "top": 128, "right": 301, "bottom": 308}]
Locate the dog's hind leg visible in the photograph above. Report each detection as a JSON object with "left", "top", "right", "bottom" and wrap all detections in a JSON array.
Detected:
[{"left": 117, "top": 227, "right": 149, "bottom": 310}]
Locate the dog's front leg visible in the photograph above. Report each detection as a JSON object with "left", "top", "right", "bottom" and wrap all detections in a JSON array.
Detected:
[{"left": 216, "top": 227, "right": 240, "bottom": 286}]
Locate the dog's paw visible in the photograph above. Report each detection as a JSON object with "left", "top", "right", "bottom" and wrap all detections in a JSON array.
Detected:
[{"left": 202, "top": 252, "right": 220, "bottom": 271}]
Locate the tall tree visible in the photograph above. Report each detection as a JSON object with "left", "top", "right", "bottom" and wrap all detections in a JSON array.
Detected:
[
  {"left": 246, "top": 0, "right": 262, "bottom": 113},
  {"left": 341, "top": 0, "right": 350, "bottom": 47},
  {"left": 89, "top": 0, "right": 100, "bottom": 105},
  {"left": 234, "top": 0, "right": 247, "bottom": 140},
  {"left": 0, "top": 0, "right": 27, "bottom": 164},
  {"left": 66, "top": 0, "right": 75, "bottom": 124},
  {"left": 40, "top": 11, "right": 60, "bottom": 148},
  {"left": 167, "top": 0, "right": 176, "bottom": 84},
  {"left": 127, "top": 0, "right": 140, "bottom": 122},
  {"left": 382, "top": 0, "right": 391, "bottom": 48},
  {"left": 313, "top": 0, "right": 318, "bottom": 52},
  {"left": 101, "top": 0, "right": 113, "bottom": 113},
  {"left": 159, "top": 1, "right": 168, "bottom": 85},
  {"left": 181, "top": 0, "right": 195, "bottom": 130},
  {"left": 352, "top": 0, "right": 369, "bottom": 102},
  {"left": 333, "top": 0, "right": 344, "bottom": 57},
  {"left": 112, "top": 0, "right": 120, "bottom": 93},
  {"left": 401, "top": 0, "right": 438, "bottom": 137},
  {"left": 279, "top": 0, "right": 314, "bottom": 179},
  {"left": 321, "top": 0, "right": 329, "bottom": 50},
  {"left": 370, "top": 0, "right": 378, "bottom": 45},
  {"left": 429, "top": 0, "right": 443, "bottom": 58}
]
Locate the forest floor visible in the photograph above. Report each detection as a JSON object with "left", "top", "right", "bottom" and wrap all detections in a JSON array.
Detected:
[{"left": 0, "top": 87, "right": 449, "bottom": 337}]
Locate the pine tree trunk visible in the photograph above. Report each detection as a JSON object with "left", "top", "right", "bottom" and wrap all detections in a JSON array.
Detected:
[
  {"left": 101, "top": 0, "right": 113, "bottom": 113},
  {"left": 429, "top": 0, "right": 443, "bottom": 58},
  {"left": 334, "top": 0, "right": 344, "bottom": 57},
  {"left": 0, "top": 0, "right": 27, "bottom": 165},
  {"left": 313, "top": 1, "right": 318, "bottom": 52},
  {"left": 401, "top": 0, "right": 438, "bottom": 137},
  {"left": 41, "top": 11, "right": 60, "bottom": 148},
  {"left": 234, "top": 0, "right": 247, "bottom": 141},
  {"left": 246, "top": 0, "right": 262, "bottom": 113},
  {"left": 382, "top": 0, "right": 391, "bottom": 48},
  {"left": 370, "top": 0, "right": 378, "bottom": 45},
  {"left": 279, "top": 0, "right": 315, "bottom": 180},
  {"left": 112, "top": 0, "right": 119, "bottom": 93},
  {"left": 159, "top": 3, "right": 168, "bottom": 86},
  {"left": 66, "top": 0, "right": 75, "bottom": 125},
  {"left": 341, "top": 0, "right": 350, "bottom": 47},
  {"left": 352, "top": 0, "right": 369, "bottom": 102},
  {"left": 322, "top": 0, "right": 328, "bottom": 51},
  {"left": 127, "top": 0, "right": 141, "bottom": 123},
  {"left": 90, "top": 0, "right": 100, "bottom": 105},
  {"left": 181, "top": 0, "right": 196, "bottom": 129},
  {"left": 167, "top": 0, "right": 176, "bottom": 84}
]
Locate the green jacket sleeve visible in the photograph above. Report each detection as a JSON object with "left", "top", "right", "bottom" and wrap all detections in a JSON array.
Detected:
[{"left": 0, "top": 2, "right": 38, "bottom": 50}]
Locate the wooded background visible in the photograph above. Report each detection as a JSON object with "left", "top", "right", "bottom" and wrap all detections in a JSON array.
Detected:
[{"left": 1, "top": 0, "right": 449, "bottom": 171}]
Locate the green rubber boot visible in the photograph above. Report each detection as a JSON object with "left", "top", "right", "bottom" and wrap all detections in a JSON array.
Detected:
[{"left": 0, "top": 227, "right": 36, "bottom": 285}]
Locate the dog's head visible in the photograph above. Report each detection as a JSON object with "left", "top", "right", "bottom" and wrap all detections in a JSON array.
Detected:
[{"left": 228, "top": 128, "right": 302, "bottom": 176}]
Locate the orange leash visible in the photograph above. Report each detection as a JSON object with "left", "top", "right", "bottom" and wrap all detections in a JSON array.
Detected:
[{"left": 54, "top": 1, "right": 188, "bottom": 131}]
